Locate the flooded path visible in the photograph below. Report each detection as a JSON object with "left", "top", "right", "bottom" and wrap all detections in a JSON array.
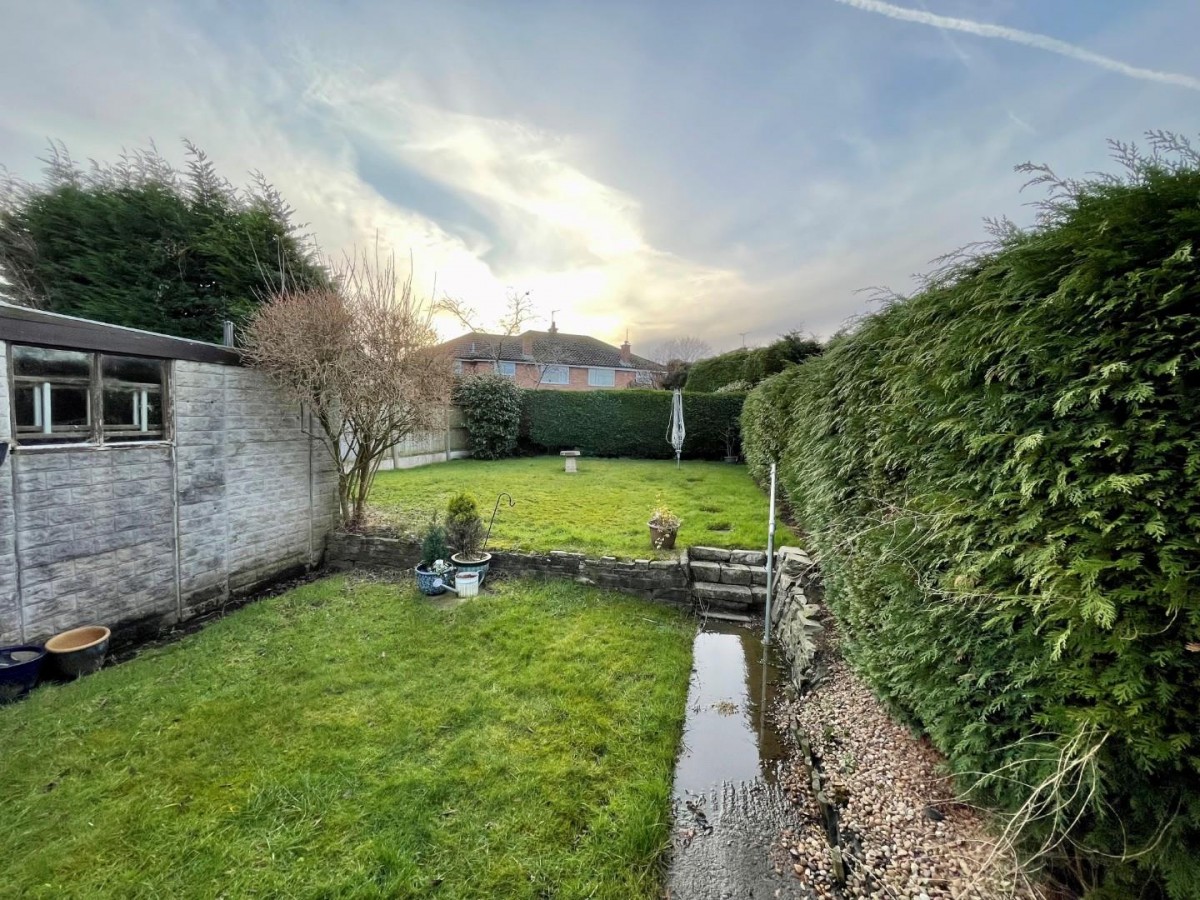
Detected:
[{"left": 667, "top": 620, "right": 810, "bottom": 899}]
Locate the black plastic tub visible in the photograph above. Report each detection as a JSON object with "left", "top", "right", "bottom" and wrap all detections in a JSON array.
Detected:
[{"left": 0, "top": 645, "right": 46, "bottom": 703}]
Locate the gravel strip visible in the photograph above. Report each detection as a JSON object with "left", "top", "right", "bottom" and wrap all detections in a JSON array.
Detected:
[{"left": 774, "top": 610, "right": 1044, "bottom": 899}]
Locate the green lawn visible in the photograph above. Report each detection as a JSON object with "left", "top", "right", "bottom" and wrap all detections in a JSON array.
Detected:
[
  {"left": 371, "top": 456, "right": 787, "bottom": 557},
  {"left": 0, "top": 577, "right": 693, "bottom": 899}
]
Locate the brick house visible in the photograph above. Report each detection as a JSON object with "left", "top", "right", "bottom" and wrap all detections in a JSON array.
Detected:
[{"left": 439, "top": 325, "right": 666, "bottom": 390}]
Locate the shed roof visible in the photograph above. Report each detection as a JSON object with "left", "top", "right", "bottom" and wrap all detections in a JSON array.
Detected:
[{"left": 0, "top": 301, "right": 241, "bottom": 365}]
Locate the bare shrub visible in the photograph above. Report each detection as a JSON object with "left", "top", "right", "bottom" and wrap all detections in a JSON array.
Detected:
[{"left": 245, "top": 246, "right": 453, "bottom": 530}]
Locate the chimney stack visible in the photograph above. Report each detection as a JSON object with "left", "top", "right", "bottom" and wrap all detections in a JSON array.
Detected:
[
  {"left": 549, "top": 311, "right": 558, "bottom": 335},
  {"left": 521, "top": 332, "right": 534, "bottom": 357},
  {"left": 620, "top": 338, "right": 632, "bottom": 365}
]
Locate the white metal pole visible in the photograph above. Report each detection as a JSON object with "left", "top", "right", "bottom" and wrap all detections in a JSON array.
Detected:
[
  {"left": 764, "top": 461, "right": 777, "bottom": 645},
  {"left": 40, "top": 382, "right": 52, "bottom": 434}
]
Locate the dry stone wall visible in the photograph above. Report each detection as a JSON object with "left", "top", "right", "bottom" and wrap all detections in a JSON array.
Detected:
[
  {"left": 326, "top": 534, "right": 782, "bottom": 614},
  {"left": 769, "top": 546, "right": 824, "bottom": 691}
]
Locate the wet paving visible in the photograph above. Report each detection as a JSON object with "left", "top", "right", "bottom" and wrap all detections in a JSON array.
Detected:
[{"left": 667, "top": 621, "right": 811, "bottom": 899}]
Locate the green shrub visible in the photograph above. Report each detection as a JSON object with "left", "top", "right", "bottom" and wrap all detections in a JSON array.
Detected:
[
  {"left": 741, "top": 136, "right": 1200, "bottom": 896},
  {"left": 418, "top": 518, "right": 450, "bottom": 567},
  {"left": 445, "top": 492, "right": 485, "bottom": 560},
  {"left": 685, "top": 349, "right": 753, "bottom": 393},
  {"left": 685, "top": 332, "right": 821, "bottom": 392},
  {"left": 520, "top": 389, "right": 744, "bottom": 459},
  {"left": 454, "top": 373, "right": 522, "bottom": 460}
]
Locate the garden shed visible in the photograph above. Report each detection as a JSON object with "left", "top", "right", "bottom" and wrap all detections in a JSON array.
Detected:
[{"left": 0, "top": 302, "right": 339, "bottom": 646}]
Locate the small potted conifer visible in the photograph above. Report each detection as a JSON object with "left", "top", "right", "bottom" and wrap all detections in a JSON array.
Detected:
[
  {"left": 414, "top": 516, "right": 455, "bottom": 596},
  {"left": 447, "top": 492, "right": 492, "bottom": 586}
]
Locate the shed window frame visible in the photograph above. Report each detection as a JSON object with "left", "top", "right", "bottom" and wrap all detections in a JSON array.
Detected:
[{"left": 8, "top": 344, "right": 170, "bottom": 448}]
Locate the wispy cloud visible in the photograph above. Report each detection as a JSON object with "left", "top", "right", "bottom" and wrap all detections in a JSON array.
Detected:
[
  {"left": 1, "top": 0, "right": 1197, "bottom": 351},
  {"left": 304, "top": 71, "right": 754, "bottom": 345},
  {"left": 833, "top": 0, "right": 1200, "bottom": 91}
]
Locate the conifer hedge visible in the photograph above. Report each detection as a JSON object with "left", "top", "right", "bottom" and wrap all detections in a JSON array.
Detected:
[
  {"left": 520, "top": 389, "right": 744, "bottom": 459},
  {"left": 742, "top": 138, "right": 1200, "bottom": 897},
  {"left": 684, "top": 332, "right": 822, "bottom": 392}
]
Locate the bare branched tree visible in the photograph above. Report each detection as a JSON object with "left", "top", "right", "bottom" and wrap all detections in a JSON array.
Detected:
[
  {"left": 651, "top": 335, "right": 712, "bottom": 364},
  {"left": 438, "top": 288, "right": 538, "bottom": 363},
  {"left": 245, "top": 245, "right": 453, "bottom": 530}
]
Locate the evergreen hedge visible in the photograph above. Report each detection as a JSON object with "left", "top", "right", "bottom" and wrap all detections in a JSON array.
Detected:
[
  {"left": 521, "top": 389, "right": 744, "bottom": 459},
  {"left": 685, "top": 332, "right": 822, "bottom": 392},
  {"left": 741, "top": 139, "right": 1200, "bottom": 897}
]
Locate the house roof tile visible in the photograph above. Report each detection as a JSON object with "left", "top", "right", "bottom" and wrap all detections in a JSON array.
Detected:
[{"left": 438, "top": 330, "right": 665, "bottom": 372}]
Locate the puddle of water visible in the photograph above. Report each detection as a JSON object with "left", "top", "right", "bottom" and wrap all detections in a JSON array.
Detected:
[{"left": 672, "top": 621, "right": 788, "bottom": 799}]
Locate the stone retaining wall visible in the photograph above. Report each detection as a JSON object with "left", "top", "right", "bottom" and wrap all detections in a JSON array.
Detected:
[
  {"left": 327, "top": 533, "right": 693, "bottom": 605},
  {"left": 769, "top": 546, "right": 824, "bottom": 692},
  {"left": 326, "top": 534, "right": 784, "bottom": 612}
]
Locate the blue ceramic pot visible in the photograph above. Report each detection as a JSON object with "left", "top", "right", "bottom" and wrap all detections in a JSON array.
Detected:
[
  {"left": 415, "top": 564, "right": 453, "bottom": 596},
  {"left": 0, "top": 644, "right": 46, "bottom": 703}
]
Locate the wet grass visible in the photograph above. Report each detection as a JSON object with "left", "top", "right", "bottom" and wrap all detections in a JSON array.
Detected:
[
  {"left": 0, "top": 576, "right": 693, "bottom": 899},
  {"left": 371, "top": 456, "right": 790, "bottom": 557}
]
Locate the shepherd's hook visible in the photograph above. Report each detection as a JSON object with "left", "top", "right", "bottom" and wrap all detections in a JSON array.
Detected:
[{"left": 484, "top": 492, "right": 515, "bottom": 548}]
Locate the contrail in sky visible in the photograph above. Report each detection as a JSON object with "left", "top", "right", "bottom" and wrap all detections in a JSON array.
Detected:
[{"left": 833, "top": 0, "right": 1200, "bottom": 92}]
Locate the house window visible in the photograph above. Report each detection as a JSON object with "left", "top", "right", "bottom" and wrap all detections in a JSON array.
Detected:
[
  {"left": 541, "top": 365, "right": 569, "bottom": 385},
  {"left": 9, "top": 345, "right": 167, "bottom": 446},
  {"left": 498, "top": 361, "right": 517, "bottom": 378},
  {"left": 588, "top": 367, "right": 616, "bottom": 387},
  {"left": 454, "top": 359, "right": 464, "bottom": 375}
]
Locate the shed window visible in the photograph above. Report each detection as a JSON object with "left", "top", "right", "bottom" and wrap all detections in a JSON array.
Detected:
[
  {"left": 101, "top": 355, "right": 165, "bottom": 441},
  {"left": 12, "top": 347, "right": 93, "bottom": 444},
  {"left": 541, "top": 365, "right": 569, "bottom": 385},
  {"left": 588, "top": 367, "right": 616, "bottom": 387},
  {"left": 9, "top": 345, "right": 167, "bottom": 446}
]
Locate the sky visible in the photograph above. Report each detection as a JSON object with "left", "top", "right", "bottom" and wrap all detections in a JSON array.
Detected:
[{"left": 0, "top": 0, "right": 1197, "bottom": 354}]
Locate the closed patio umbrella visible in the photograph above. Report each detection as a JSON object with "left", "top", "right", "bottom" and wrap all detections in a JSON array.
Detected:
[{"left": 667, "top": 388, "right": 686, "bottom": 467}]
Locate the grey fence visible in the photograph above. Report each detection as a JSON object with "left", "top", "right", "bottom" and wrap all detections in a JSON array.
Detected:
[{"left": 377, "top": 406, "right": 470, "bottom": 471}]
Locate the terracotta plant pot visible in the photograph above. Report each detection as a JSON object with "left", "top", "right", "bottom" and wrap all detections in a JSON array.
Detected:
[
  {"left": 45, "top": 626, "right": 111, "bottom": 679},
  {"left": 648, "top": 524, "right": 678, "bottom": 550},
  {"left": 450, "top": 551, "right": 492, "bottom": 587},
  {"left": 0, "top": 644, "right": 46, "bottom": 703}
]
